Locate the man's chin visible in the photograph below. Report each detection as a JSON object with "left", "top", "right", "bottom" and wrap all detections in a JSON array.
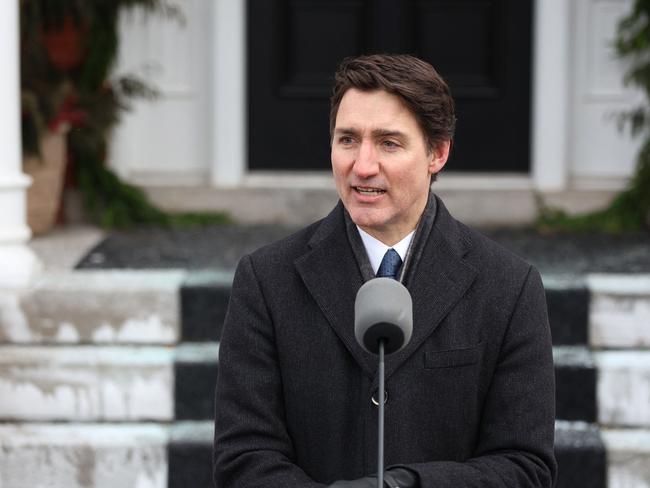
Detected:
[{"left": 347, "top": 207, "right": 387, "bottom": 230}]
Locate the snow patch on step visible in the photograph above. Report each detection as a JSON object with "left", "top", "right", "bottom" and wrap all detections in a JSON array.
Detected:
[
  {"left": 0, "top": 345, "right": 173, "bottom": 421},
  {"left": 602, "top": 428, "right": 650, "bottom": 488},
  {"left": 0, "top": 423, "right": 167, "bottom": 488},
  {"left": 588, "top": 274, "right": 650, "bottom": 348},
  {"left": 596, "top": 351, "right": 650, "bottom": 428},
  {"left": 0, "top": 270, "right": 186, "bottom": 344}
]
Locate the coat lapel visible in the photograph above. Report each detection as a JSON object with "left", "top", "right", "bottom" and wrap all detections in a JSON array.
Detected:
[
  {"left": 377, "top": 199, "right": 478, "bottom": 387},
  {"left": 295, "top": 204, "right": 377, "bottom": 378}
]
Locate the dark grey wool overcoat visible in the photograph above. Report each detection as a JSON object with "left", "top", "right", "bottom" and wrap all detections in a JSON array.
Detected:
[{"left": 213, "top": 196, "right": 557, "bottom": 487}]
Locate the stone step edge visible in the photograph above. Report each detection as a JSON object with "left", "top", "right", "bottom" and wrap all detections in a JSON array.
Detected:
[
  {"left": 602, "top": 423, "right": 650, "bottom": 488},
  {"left": 0, "top": 345, "right": 176, "bottom": 422},
  {"left": 5, "top": 420, "right": 648, "bottom": 458},
  {"left": 4, "top": 420, "right": 642, "bottom": 446},
  {"left": 0, "top": 422, "right": 170, "bottom": 488},
  {"left": 16, "top": 342, "right": 620, "bottom": 366},
  {"left": 0, "top": 421, "right": 650, "bottom": 487},
  {"left": 0, "top": 343, "right": 219, "bottom": 423},
  {"left": 0, "top": 342, "right": 603, "bottom": 366},
  {"left": 0, "top": 269, "right": 188, "bottom": 345},
  {"left": 6, "top": 344, "right": 650, "bottom": 426},
  {"left": 596, "top": 350, "right": 650, "bottom": 428},
  {"left": 2, "top": 270, "right": 648, "bottom": 346},
  {"left": 587, "top": 274, "right": 650, "bottom": 349},
  {"left": 552, "top": 349, "right": 650, "bottom": 429},
  {"left": 5, "top": 422, "right": 647, "bottom": 488}
]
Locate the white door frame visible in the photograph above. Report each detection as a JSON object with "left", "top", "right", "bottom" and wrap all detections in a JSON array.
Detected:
[{"left": 210, "top": 0, "right": 571, "bottom": 191}]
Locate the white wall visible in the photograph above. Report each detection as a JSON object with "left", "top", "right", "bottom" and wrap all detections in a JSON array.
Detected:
[
  {"left": 110, "top": 0, "right": 212, "bottom": 185},
  {"left": 569, "top": 0, "right": 643, "bottom": 190}
]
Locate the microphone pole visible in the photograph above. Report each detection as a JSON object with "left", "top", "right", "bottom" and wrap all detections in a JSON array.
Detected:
[
  {"left": 377, "top": 338, "right": 385, "bottom": 488},
  {"left": 354, "top": 278, "right": 413, "bottom": 488}
]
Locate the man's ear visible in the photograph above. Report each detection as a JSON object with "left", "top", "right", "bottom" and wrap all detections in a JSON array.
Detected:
[{"left": 428, "top": 140, "right": 451, "bottom": 175}]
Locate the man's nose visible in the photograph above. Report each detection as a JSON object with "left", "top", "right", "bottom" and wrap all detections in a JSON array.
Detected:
[{"left": 353, "top": 140, "right": 379, "bottom": 178}]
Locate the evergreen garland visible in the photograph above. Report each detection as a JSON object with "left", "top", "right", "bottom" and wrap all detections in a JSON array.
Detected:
[
  {"left": 537, "top": 1, "right": 650, "bottom": 233},
  {"left": 21, "top": 0, "right": 229, "bottom": 228}
]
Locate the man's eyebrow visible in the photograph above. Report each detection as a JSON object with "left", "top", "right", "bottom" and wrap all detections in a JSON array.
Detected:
[
  {"left": 333, "top": 127, "right": 358, "bottom": 135},
  {"left": 371, "top": 129, "right": 407, "bottom": 139},
  {"left": 333, "top": 128, "right": 407, "bottom": 139}
]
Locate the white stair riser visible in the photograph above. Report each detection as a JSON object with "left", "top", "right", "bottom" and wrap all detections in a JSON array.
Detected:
[
  {"left": 0, "top": 271, "right": 185, "bottom": 344},
  {"left": 603, "top": 429, "right": 650, "bottom": 488},
  {"left": 0, "top": 424, "right": 167, "bottom": 488},
  {"left": 597, "top": 352, "right": 650, "bottom": 428},
  {"left": 0, "top": 346, "right": 173, "bottom": 421},
  {"left": 589, "top": 275, "right": 650, "bottom": 349}
]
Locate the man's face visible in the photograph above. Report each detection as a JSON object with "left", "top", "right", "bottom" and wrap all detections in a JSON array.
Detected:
[{"left": 331, "top": 88, "right": 450, "bottom": 245}]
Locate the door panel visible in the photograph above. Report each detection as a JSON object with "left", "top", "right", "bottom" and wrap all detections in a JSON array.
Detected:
[{"left": 248, "top": 0, "right": 532, "bottom": 173}]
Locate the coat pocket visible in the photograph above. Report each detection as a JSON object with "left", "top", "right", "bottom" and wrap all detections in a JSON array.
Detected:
[{"left": 424, "top": 343, "right": 481, "bottom": 369}]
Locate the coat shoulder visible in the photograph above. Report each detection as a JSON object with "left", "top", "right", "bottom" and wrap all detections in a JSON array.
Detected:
[
  {"left": 465, "top": 224, "right": 533, "bottom": 274},
  {"left": 433, "top": 196, "right": 534, "bottom": 279},
  {"left": 442, "top": 214, "right": 540, "bottom": 296},
  {"left": 244, "top": 216, "right": 330, "bottom": 274}
]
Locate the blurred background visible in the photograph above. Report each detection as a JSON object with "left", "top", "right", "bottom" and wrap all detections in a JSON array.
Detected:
[{"left": 0, "top": 0, "right": 649, "bottom": 487}]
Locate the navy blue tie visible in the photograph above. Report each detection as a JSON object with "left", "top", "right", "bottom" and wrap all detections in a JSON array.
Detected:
[{"left": 376, "top": 249, "right": 402, "bottom": 280}]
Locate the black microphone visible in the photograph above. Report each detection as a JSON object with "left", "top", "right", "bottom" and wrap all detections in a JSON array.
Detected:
[{"left": 354, "top": 278, "right": 413, "bottom": 488}]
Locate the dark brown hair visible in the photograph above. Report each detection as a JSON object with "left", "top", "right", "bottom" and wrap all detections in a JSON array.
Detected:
[{"left": 330, "top": 54, "right": 456, "bottom": 153}]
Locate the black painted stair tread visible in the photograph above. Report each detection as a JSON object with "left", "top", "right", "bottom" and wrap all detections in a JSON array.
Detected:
[
  {"left": 554, "top": 422, "right": 607, "bottom": 488},
  {"left": 175, "top": 343, "right": 220, "bottom": 420},
  {"left": 546, "top": 286, "right": 589, "bottom": 345},
  {"left": 169, "top": 422, "right": 214, "bottom": 488},
  {"left": 181, "top": 272, "right": 233, "bottom": 342},
  {"left": 554, "top": 346, "right": 597, "bottom": 423},
  {"left": 76, "top": 225, "right": 650, "bottom": 274}
]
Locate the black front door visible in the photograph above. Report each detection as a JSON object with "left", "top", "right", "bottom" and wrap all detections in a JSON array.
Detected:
[{"left": 248, "top": 0, "right": 532, "bottom": 173}]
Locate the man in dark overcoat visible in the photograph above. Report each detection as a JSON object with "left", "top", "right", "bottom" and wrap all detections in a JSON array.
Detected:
[{"left": 213, "top": 54, "right": 557, "bottom": 487}]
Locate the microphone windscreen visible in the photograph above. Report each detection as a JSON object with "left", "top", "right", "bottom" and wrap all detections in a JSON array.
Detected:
[{"left": 354, "top": 278, "right": 413, "bottom": 355}]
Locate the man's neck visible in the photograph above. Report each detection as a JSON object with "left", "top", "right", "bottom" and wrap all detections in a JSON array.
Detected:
[{"left": 357, "top": 226, "right": 415, "bottom": 247}]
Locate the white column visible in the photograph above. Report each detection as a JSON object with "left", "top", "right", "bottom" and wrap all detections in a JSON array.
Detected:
[
  {"left": 531, "top": 0, "right": 571, "bottom": 191},
  {"left": 0, "top": 0, "right": 41, "bottom": 289},
  {"left": 210, "top": 0, "right": 246, "bottom": 187}
]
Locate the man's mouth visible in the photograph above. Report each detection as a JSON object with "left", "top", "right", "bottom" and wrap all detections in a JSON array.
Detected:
[{"left": 353, "top": 186, "right": 386, "bottom": 196}]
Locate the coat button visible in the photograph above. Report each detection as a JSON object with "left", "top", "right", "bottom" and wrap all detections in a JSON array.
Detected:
[{"left": 371, "top": 389, "right": 388, "bottom": 406}]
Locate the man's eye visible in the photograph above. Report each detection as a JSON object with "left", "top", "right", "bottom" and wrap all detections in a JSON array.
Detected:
[
  {"left": 382, "top": 140, "right": 398, "bottom": 148},
  {"left": 339, "top": 136, "right": 354, "bottom": 144}
]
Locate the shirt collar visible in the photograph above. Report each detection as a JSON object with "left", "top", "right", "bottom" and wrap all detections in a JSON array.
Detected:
[{"left": 356, "top": 227, "right": 415, "bottom": 275}]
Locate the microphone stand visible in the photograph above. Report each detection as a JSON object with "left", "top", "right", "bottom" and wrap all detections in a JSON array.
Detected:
[
  {"left": 354, "top": 278, "right": 413, "bottom": 488},
  {"left": 377, "top": 338, "right": 385, "bottom": 488}
]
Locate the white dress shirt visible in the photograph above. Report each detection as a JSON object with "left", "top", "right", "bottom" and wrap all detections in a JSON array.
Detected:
[{"left": 356, "top": 227, "right": 415, "bottom": 275}]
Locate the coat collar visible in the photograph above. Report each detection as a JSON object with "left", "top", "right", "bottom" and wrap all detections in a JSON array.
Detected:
[{"left": 294, "top": 197, "right": 478, "bottom": 383}]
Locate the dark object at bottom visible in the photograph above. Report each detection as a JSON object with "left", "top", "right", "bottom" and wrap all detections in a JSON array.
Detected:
[
  {"left": 174, "top": 362, "right": 218, "bottom": 420},
  {"left": 168, "top": 442, "right": 213, "bottom": 488},
  {"left": 555, "top": 363, "right": 597, "bottom": 422},
  {"left": 555, "top": 426, "right": 607, "bottom": 488}
]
